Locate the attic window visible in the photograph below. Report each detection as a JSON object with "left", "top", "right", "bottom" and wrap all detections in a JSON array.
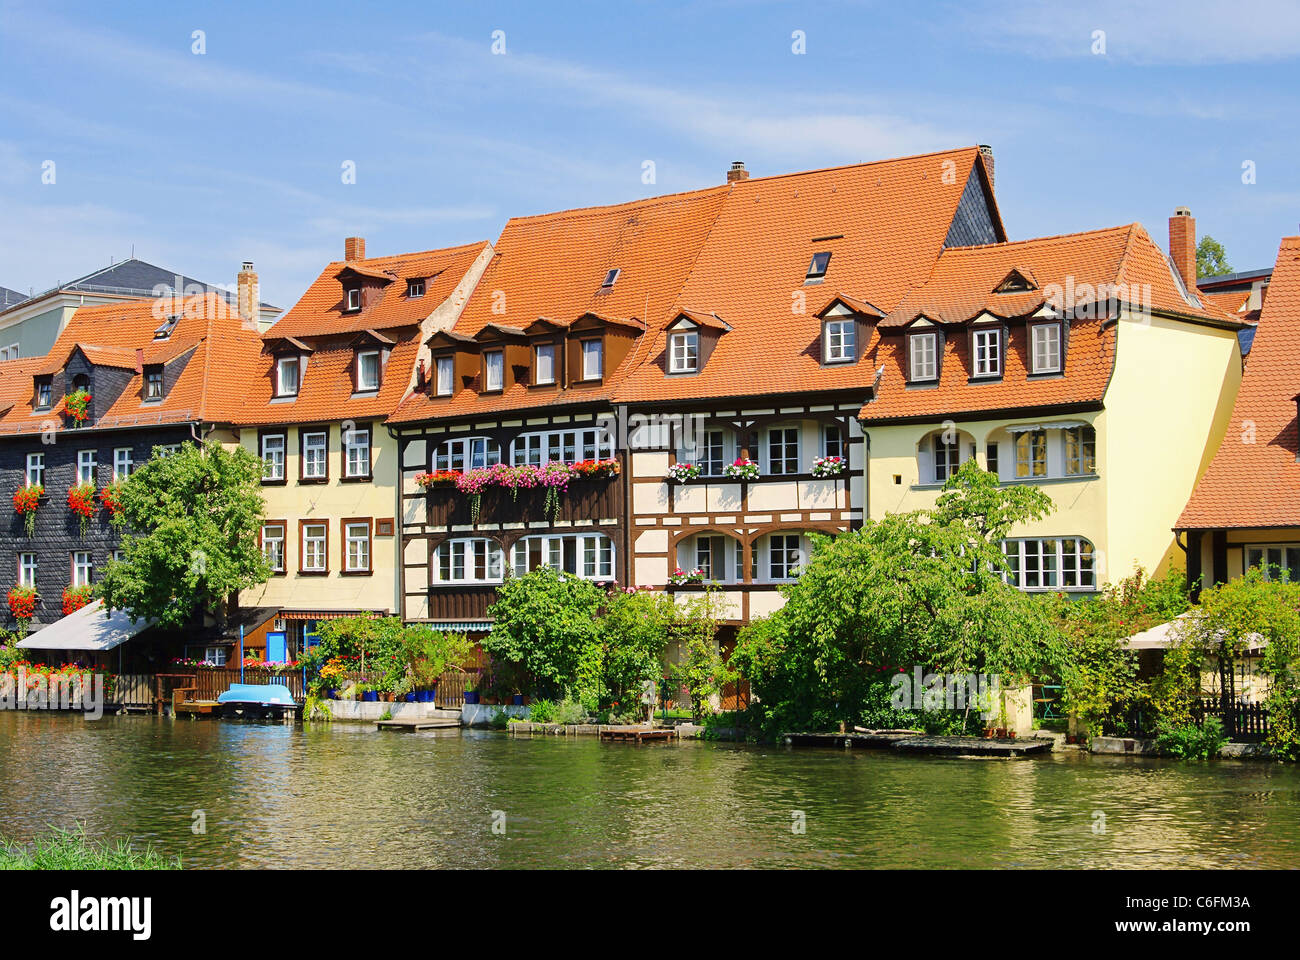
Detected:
[
  {"left": 35, "top": 377, "right": 52, "bottom": 409},
  {"left": 144, "top": 366, "right": 164, "bottom": 400},
  {"left": 154, "top": 315, "right": 179, "bottom": 340},
  {"left": 276, "top": 356, "right": 301, "bottom": 397},
  {"left": 345, "top": 287, "right": 362, "bottom": 312},
  {"left": 995, "top": 270, "right": 1035, "bottom": 293},
  {"left": 407, "top": 278, "right": 425, "bottom": 298},
  {"left": 601, "top": 268, "right": 620, "bottom": 288},
  {"left": 805, "top": 252, "right": 831, "bottom": 283},
  {"left": 356, "top": 350, "right": 380, "bottom": 391}
]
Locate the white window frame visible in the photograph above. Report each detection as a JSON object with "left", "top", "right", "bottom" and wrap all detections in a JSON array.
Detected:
[
  {"left": 18, "top": 553, "right": 36, "bottom": 588},
  {"left": 766, "top": 426, "right": 800, "bottom": 475},
  {"left": 682, "top": 534, "right": 735, "bottom": 583},
  {"left": 345, "top": 287, "right": 362, "bottom": 312},
  {"left": 824, "top": 319, "right": 855, "bottom": 363},
  {"left": 509, "top": 428, "right": 611, "bottom": 466},
  {"left": 670, "top": 331, "right": 699, "bottom": 373},
  {"left": 72, "top": 551, "right": 93, "bottom": 587},
  {"left": 262, "top": 523, "right": 285, "bottom": 573},
  {"left": 204, "top": 646, "right": 228, "bottom": 666},
  {"left": 407, "top": 278, "right": 425, "bottom": 298},
  {"left": 483, "top": 350, "right": 504, "bottom": 391},
  {"left": 76, "top": 450, "right": 96, "bottom": 485},
  {"left": 25, "top": 453, "right": 44, "bottom": 488},
  {"left": 534, "top": 344, "right": 556, "bottom": 385},
  {"left": 302, "top": 431, "right": 328, "bottom": 480},
  {"left": 113, "top": 448, "right": 133, "bottom": 481},
  {"left": 909, "top": 331, "right": 938, "bottom": 381},
  {"left": 821, "top": 425, "right": 843, "bottom": 460},
  {"left": 277, "top": 356, "right": 300, "bottom": 397},
  {"left": 765, "top": 534, "right": 803, "bottom": 582},
  {"left": 435, "top": 355, "right": 454, "bottom": 397},
  {"left": 1064, "top": 425, "right": 1096, "bottom": 477},
  {"left": 35, "top": 380, "right": 52, "bottom": 409},
  {"left": 1246, "top": 545, "right": 1300, "bottom": 582},
  {"left": 343, "top": 426, "right": 371, "bottom": 478},
  {"left": 1030, "top": 323, "right": 1062, "bottom": 374},
  {"left": 1001, "top": 537, "right": 1095, "bottom": 591},
  {"left": 344, "top": 522, "right": 371, "bottom": 573},
  {"left": 1014, "top": 429, "right": 1048, "bottom": 479},
  {"left": 436, "top": 436, "right": 501, "bottom": 472},
  {"left": 356, "top": 350, "right": 381, "bottom": 392},
  {"left": 581, "top": 339, "right": 603, "bottom": 380},
  {"left": 510, "top": 534, "right": 615, "bottom": 581},
  {"left": 261, "top": 434, "right": 286, "bottom": 481},
  {"left": 301, "top": 523, "right": 328, "bottom": 572},
  {"left": 434, "top": 538, "right": 505, "bottom": 584},
  {"left": 972, "top": 327, "right": 1001, "bottom": 378}
]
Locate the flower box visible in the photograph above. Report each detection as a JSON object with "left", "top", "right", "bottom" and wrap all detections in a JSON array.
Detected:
[
  {"left": 12, "top": 485, "right": 42, "bottom": 538},
  {"left": 723, "top": 458, "right": 760, "bottom": 480},
  {"left": 667, "top": 462, "right": 702, "bottom": 482},
  {"left": 668, "top": 568, "right": 706, "bottom": 586},
  {"left": 811, "top": 455, "right": 846, "bottom": 478}
]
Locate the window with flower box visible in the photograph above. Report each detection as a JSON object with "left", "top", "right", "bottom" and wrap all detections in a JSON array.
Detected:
[
  {"left": 436, "top": 436, "right": 501, "bottom": 472},
  {"left": 25, "top": 453, "right": 44, "bottom": 488}
]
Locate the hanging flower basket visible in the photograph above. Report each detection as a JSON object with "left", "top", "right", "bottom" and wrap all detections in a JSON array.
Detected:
[
  {"left": 723, "top": 458, "right": 760, "bottom": 480},
  {"left": 63, "top": 389, "right": 92, "bottom": 424},
  {"left": 62, "top": 585, "right": 94, "bottom": 617},
  {"left": 811, "top": 455, "right": 846, "bottom": 477},
  {"left": 667, "top": 462, "right": 701, "bottom": 482},
  {"left": 99, "top": 481, "right": 126, "bottom": 528},
  {"left": 67, "top": 482, "right": 97, "bottom": 537},
  {"left": 569, "top": 457, "right": 620, "bottom": 479},
  {"left": 7, "top": 586, "right": 39, "bottom": 636},
  {"left": 13, "top": 485, "right": 42, "bottom": 538},
  {"left": 414, "top": 470, "right": 462, "bottom": 489}
]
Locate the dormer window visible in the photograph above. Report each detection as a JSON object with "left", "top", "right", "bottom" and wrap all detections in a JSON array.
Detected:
[
  {"left": 1030, "top": 322, "right": 1062, "bottom": 374},
  {"left": 35, "top": 378, "right": 52, "bottom": 409},
  {"left": 581, "top": 339, "right": 603, "bottom": 380},
  {"left": 144, "top": 366, "right": 164, "bottom": 400},
  {"left": 669, "top": 331, "right": 698, "bottom": 373},
  {"left": 276, "top": 356, "right": 301, "bottom": 397},
  {"left": 345, "top": 287, "right": 362, "bottom": 312},
  {"left": 356, "top": 350, "right": 380, "bottom": 392},
  {"left": 435, "top": 355, "right": 454, "bottom": 397},
  {"left": 601, "top": 268, "right": 620, "bottom": 288},
  {"left": 909, "top": 331, "right": 938, "bottom": 382},
  {"left": 483, "top": 350, "right": 504, "bottom": 392},
  {"left": 407, "top": 278, "right": 425, "bottom": 298},
  {"left": 972, "top": 327, "right": 1001, "bottom": 378},
  {"left": 805, "top": 252, "right": 831, "bottom": 283},
  {"left": 823, "top": 319, "right": 856, "bottom": 363},
  {"left": 534, "top": 343, "right": 556, "bottom": 385}
]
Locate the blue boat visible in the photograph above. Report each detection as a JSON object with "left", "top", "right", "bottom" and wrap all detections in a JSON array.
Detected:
[{"left": 217, "top": 683, "right": 298, "bottom": 720}]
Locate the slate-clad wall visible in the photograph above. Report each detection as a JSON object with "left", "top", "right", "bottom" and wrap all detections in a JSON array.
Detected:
[{"left": 1, "top": 426, "right": 194, "bottom": 629}]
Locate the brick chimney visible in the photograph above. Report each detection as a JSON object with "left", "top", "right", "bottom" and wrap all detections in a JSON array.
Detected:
[
  {"left": 978, "top": 144, "right": 995, "bottom": 192},
  {"left": 344, "top": 236, "right": 366, "bottom": 261},
  {"left": 726, "top": 161, "right": 749, "bottom": 184},
  {"left": 1168, "top": 207, "right": 1197, "bottom": 290},
  {"left": 237, "top": 261, "right": 259, "bottom": 326}
]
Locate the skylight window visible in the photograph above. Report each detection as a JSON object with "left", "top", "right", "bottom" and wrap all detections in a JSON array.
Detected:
[
  {"left": 805, "top": 252, "right": 831, "bottom": 283},
  {"left": 601, "top": 268, "right": 620, "bottom": 288},
  {"left": 153, "top": 315, "right": 179, "bottom": 340}
]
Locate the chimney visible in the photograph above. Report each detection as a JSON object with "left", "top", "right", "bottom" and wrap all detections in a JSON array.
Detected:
[
  {"left": 978, "top": 144, "right": 995, "bottom": 192},
  {"left": 1168, "top": 207, "right": 1197, "bottom": 291},
  {"left": 726, "top": 161, "right": 749, "bottom": 184},
  {"left": 134, "top": 347, "right": 144, "bottom": 374},
  {"left": 344, "top": 236, "right": 366, "bottom": 261},
  {"left": 237, "top": 260, "right": 259, "bottom": 326}
]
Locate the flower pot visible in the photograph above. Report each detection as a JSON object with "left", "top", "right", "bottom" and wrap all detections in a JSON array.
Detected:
[
  {"left": 464, "top": 691, "right": 480, "bottom": 704},
  {"left": 511, "top": 694, "right": 524, "bottom": 706},
  {"left": 325, "top": 689, "right": 338, "bottom": 700},
  {"left": 361, "top": 691, "right": 378, "bottom": 702},
  {"left": 423, "top": 688, "right": 438, "bottom": 703},
  {"left": 403, "top": 692, "right": 417, "bottom": 703}
]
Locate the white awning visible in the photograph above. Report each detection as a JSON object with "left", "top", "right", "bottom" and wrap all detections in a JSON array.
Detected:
[
  {"left": 18, "top": 599, "right": 155, "bottom": 652},
  {"left": 1122, "top": 613, "right": 1267, "bottom": 653},
  {"left": 1005, "top": 420, "right": 1088, "bottom": 433}
]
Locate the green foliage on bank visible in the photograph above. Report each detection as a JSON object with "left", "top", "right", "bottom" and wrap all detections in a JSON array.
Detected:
[{"left": 0, "top": 825, "right": 180, "bottom": 870}]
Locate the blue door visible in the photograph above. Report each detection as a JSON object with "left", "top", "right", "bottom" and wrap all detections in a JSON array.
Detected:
[{"left": 266, "top": 632, "right": 288, "bottom": 664}]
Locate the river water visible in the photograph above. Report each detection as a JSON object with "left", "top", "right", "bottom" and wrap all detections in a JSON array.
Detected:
[{"left": 1, "top": 711, "right": 1297, "bottom": 869}]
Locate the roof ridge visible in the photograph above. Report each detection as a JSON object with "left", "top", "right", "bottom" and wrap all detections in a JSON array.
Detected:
[
  {"left": 946, "top": 222, "right": 1138, "bottom": 254},
  {"left": 504, "top": 184, "right": 729, "bottom": 227},
  {"left": 326, "top": 241, "right": 488, "bottom": 270},
  {"left": 728, "top": 145, "right": 980, "bottom": 188}
]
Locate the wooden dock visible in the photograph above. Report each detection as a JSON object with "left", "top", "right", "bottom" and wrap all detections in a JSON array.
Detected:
[
  {"left": 599, "top": 727, "right": 676, "bottom": 744},
  {"left": 174, "top": 700, "right": 220, "bottom": 717},
  {"left": 782, "top": 731, "right": 1053, "bottom": 758},
  {"left": 376, "top": 717, "right": 461, "bottom": 732}
]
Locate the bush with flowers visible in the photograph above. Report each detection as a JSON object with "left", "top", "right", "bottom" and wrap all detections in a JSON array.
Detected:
[
  {"left": 67, "top": 483, "right": 97, "bottom": 537},
  {"left": 13, "top": 485, "right": 42, "bottom": 538},
  {"left": 62, "top": 585, "right": 94, "bottom": 616},
  {"left": 723, "top": 457, "right": 760, "bottom": 480},
  {"left": 7, "top": 586, "right": 39, "bottom": 637},
  {"left": 811, "top": 455, "right": 846, "bottom": 478},
  {"left": 667, "top": 462, "right": 701, "bottom": 482}
]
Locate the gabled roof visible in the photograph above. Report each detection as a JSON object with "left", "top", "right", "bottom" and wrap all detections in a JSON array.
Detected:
[
  {"left": 264, "top": 242, "right": 489, "bottom": 339},
  {"left": 0, "top": 294, "right": 264, "bottom": 435},
  {"left": 1178, "top": 237, "right": 1300, "bottom": 530}
]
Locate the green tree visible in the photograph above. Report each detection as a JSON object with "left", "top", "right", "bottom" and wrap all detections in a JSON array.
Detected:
[
  {"left": 599, "top": 588, "right": 674, "bottom": 708},
  {"left": 98, "top": 442, "right": 269, "bottom": 629},
  {"left": 1197, "top": 236, "right": 1232, "bottom": 278}
]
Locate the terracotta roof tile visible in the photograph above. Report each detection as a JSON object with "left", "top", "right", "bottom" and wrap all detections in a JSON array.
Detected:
[{"left": 1178, "top": 237, "right": 1300, "bottom": 529}]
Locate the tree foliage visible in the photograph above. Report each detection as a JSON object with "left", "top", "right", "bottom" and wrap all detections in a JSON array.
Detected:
[
  {"left": 98, "top": 442, "right": 269, "bottom": 628},
  {"left": 1196, "top": 235, "right": 1232, "bottom": 278}
]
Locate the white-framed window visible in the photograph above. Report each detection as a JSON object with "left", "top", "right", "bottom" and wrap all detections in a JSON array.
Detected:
[
  {"left": 933, "top": 435, "right": 961, "bottom": 482},
  {"left": 261, "top": 434, "right": 285, "bottom": 481},
  {"left": 509, "top": 428, "right": 611, "bottom": 466},
  {"left": 581, "top": 339, "right": 603, "bottom": 380},
  {"left": 972, "top": 327, "right": 1001, "bottom": 377},
  {"left": 670, "top": 331, "right": 698, "bottom": 373},
  {"left": 344, "top": 521, "right": 371, "bottom": 572},
  {"left": 435, "top": 355, "right": 454, "bottom": 397},
  {"left": 204, "top": 646, "right": 228, "bottom": 666},
  {"left": 824, "top": 319, "right": 855, "bottom": 363},
  {"left": 679, "top": 534, "right": 735, "bottom": 582},
  {"left": 1001, "top": 538, "right": 1095, "bottom": 591},
  {"left": 343, "top": 426, "right": 371, "bottom": 478},
  {"left": 144, "top": 368, "right": 164, "bottom": 400},
  {"left": 261, "top": 523, "right": 285, "bottom": 572},
  {"left": 301, "top": 523, "right": 328, "bottom": 572},
  {"left": 694, "top": 429, "right": 728, "bottom": 476},
  {"left": 1064, "top": 425, "right": 1096, "bottom": 476},
  {"left": 113, "top": 448, "right": 133, "bottom": 481},
  {"left": 356, "top": 350, "right": 380, "bottom": 391},
  {"left": 18, "top": 553, "right": 36, "bottom": 588},
  {"left": 111, "top": 549, "right": 125, "bottom": 563},
  {"left": 1030, "top": 323, "right": 1062, "bottom": 374},
  {"left": 822, "top": 425, "right": 843, "bottom": 460},
  {"left": 766, "top": 534, "right": 803, "bottom": 581},
  {"left": 483, "top": 350, "right": 504, "bottom": 391},
  {"left": 1246, "top": 545, "right": 1300, "bottom": 582},
  {"left": 909, "top": 331, "right": 938, "bottom": 381},
  {"left": 1014, "top": 429, "right": 1047, "bottom": 479},
  {"left": 72, "top": 551, "right": 93, "bottom": 587},
  {"left": 25, "top": 453, "right": 44, "bottom": 488},
  {"left": 302, "top": 431, "right": 328, "bottom": 479},
  {"left": 436, "top": 436, "right": 501, "bottom": 472},
  {"left": 407, "top": 278, "right": 425, "bottom": 298},
  {"left": 277, "top": 356, "right": 300, "bottom": 396},
  {"left": 156, "top": 444, "right": 181, "bottom": 457},
  {"left": 35, "top": 380, "right": 52, "bottom": 409},
  {"left": 534, "top": 344, "right": 556, "bottom": 385},
  {"left": 345, "top": 287, "right": 362, "bottom": 312},
  {"left": 434, "top": 538, "right": 505, "bottom": 584},
  {"left": 767, "top": 427, "right": 799, "bottom": 475},
  {"left": 511, "top": 534, "right": 614, "bottom": 581},
  {"left": 76, "top": 450, "right": 96, "bottom": 485}
]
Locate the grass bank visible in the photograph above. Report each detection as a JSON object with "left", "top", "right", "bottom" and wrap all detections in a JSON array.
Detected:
[{"left": 0, "top": 825, "right": 181, "bottom": 870}]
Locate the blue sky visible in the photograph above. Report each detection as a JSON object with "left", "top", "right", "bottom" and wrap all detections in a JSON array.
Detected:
[{"left": 2, "top": 0, "right": 1298, "bottom": 307}]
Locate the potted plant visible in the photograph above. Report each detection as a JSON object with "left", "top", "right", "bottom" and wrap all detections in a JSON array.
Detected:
[
  {"left": 67, "top": 483, "right": 97, "bottom": 537},
  {"left": 6, "top": 586, "right": 39, "bottom": 638},
  {"left": 356, "top": 683, "right": 378, "bottom": 702},
  {"left": 723, "top": 457, "right": 759, "bottom": 480},
  {"left": 463, "top": 685, "right": 480, "bottom": 705},
  {"left": 667, "top": 462, "right": 701, "bottom": 482},
  {"left": 63, "top": 388, "right": 92, "bottom": 425},
  {"left": 12, "top": 485, "right": 42, "bottom": 538},
  {"left": 811, "top": 455, "right": 846, "bottom": 477}
]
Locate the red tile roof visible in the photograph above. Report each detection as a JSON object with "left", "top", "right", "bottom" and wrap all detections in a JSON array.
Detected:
[{"left": 1178, "top": 237, "right": 1300, "bottom": 530}]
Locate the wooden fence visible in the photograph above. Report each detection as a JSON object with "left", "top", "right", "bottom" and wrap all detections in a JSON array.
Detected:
[{"left": 1192, "top": 696, "right": 1270, "bottom": 742}]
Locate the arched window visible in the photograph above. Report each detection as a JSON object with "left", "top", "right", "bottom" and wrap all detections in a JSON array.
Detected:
[
  {"left": 917, "top": 429, "right": 975, "bottom": 484},
  {"left": 675, "top": 533, "right": 741, "bottom": 582}
]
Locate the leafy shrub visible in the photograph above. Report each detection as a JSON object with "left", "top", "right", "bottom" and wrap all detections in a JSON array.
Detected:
[
  {"left": 1155, "top": 718, "right": 1226, "bottom": 761},
  {"left": 552, "top": 698, "right": 586, "bottom": 725},
  {"left": 527, "top": 699, "right": 555, "bottom": 723}
]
